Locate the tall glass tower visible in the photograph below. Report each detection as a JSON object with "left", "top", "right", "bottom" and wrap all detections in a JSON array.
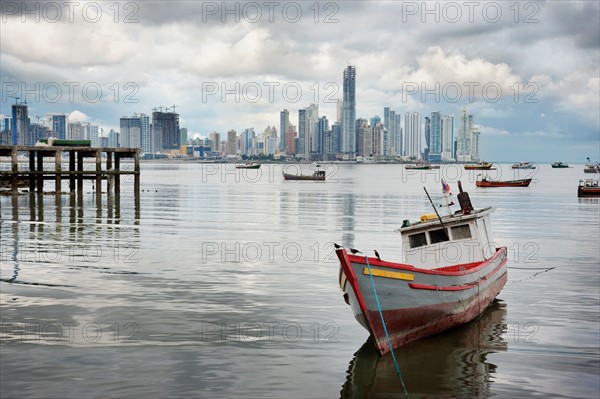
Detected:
[{"left": 341, "top": 65, "right": 356, "bottom": 154}]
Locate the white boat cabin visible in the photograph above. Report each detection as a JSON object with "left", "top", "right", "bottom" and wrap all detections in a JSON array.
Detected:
[{"left": 396, "top": 207, "right": 496, "bottom": 269}]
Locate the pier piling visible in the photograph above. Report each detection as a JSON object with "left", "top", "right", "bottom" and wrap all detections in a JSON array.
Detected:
[{"left": 0, "top": 146, "right": 140, "bottom": 196}]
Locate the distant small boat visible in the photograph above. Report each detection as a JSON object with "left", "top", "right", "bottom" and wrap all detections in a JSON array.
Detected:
[
  {"left": 578, "top": 179, "right": 600, "bottom": 197},
  {"left": 511, "top": 162, "right": 535, "bottom": 170},
  {"left": 236, "top": 162, "right": 261, "bottom": 169},
  {"left": 405, "top": 162, "right": 440, "bottom": 170},
  {"left": 476, "top": 175, "right": 532, "bottom": 187},
  {"left": 551, "top": 162, "right": 569, "bottom": 168},
  {"left": 282, "top": 170, "right": 325, "bottom": 181},
  {"left": 584, "top": 158, "right": 600, "bottom": 173},
  {"left": 464, "top": 161, "right": 495, "bottom": 170}
]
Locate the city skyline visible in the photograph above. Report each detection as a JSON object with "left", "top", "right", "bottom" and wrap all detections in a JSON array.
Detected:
[{"left": 1, "top": 1, "right": 599, "bottom": 161}]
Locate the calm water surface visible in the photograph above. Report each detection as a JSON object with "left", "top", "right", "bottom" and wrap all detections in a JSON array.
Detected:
[{"left": 1, "top": 163, "right": 598, "bottom": 398}]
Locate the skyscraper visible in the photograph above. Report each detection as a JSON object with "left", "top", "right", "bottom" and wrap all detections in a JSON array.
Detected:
[
  {"left": 457, "top": 108, "right": 471, "bottom": 162},
  {"left": 120, "top": 116, "right": 142, "bottom": 148},
  {"left": 297, "top": 108, "right": 307, "bottom": 158},
  {"left": 209, "top": 132, "right": 220, "bottom": 153},
  {"left": 341, "top": 65, "right": 356, "bottom": 154},
  {"left": 227, "top": 129, "right": 237, "bottom": 155},
  {"left": 404, "top": 112, "right": 422, "bottom": 160},
  {"left": 441, "top": 114, "right": 455, "bottom": 161},
  {"left": 424, "top": 116, "right": 431, "bottom": 161},
  {"left": 316, "top": 116, "right": 329, "bottom": 157},
  {"left": 356, "top": 118, "right": 370, "bottom": 157},
  {"left": 180, "top": 128, "right": 189, "bottom": 148},
  {"left": 67, "top": 122, "right": 83, "bottom": 141},
  {"left": 139, "top": 114, "right": 151, "bottom": 153},
  {"left": 50, "top": 114, "right": 66, "bottom": 140},
  {"left": 306, "top": 103, "right": 319, "bottom": 157},
  {"left": 471, "top": 130, "right": 480, "bottom": 161},
  {"left": 279, "top": 109, "right": 289, "bottom": 152},
  {"left": 395, "top": 114, "right": 402, "bottom": 156},
  {"left": 11, "top": 103, "right": 29, "bottom": 145},
  {"left": 429, "top": 111, "right": 442, "bottom": 162},
  {"left": 152, "top": 110, "right": 180, "bottom": 152}
]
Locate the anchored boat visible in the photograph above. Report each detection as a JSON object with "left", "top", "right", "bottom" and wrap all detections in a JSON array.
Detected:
[
  {"left": 236, "top": 162, "right": 261, "bottom": 169},
  {"left": 405, "top": 162, "right": 440, "bottom": 170},
  {"left": 584, "top": 158, "right": 600, "bottom": 173},
  {"left": 578, "top": 178, "right": 600, "bottom": 197},
  {"left": 282, "top": 170, "right": 325, "bottom": 181},
  {"left": 335, "top": 182, "right": 508, "bottom": 355},
  {"left": 476, "top": 175, "right": 532, "bottom": 187},
  {"left": 511, "top": 162, "right": 535, "bottom": 169},
  {"left": 551, "top": 161, "right": 569, "bottom": 168},
  {"left": 464, "top": 161, "right": 495, "bottom": 170}
]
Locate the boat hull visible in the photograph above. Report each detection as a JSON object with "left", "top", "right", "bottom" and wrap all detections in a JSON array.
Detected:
[
  {"left": 464, "top": 164, "right": 494, "bottom": 170},
  {"left": 476, "top": 179, "right": 531, "bottom": 187},
  {"left": 282, "top": 172, "right": 325, "bottom": 181},
  {"left": 236, "top": 164, "right": 261, "bottom": 169},
  {"left": 337, "top": 247, "right": 508, "bottom": 355},
  {"left": 578, "top": 186, "right": 600, "bottom": 197}
]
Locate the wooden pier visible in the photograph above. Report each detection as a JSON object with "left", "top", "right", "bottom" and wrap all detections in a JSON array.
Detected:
[{"left": 0, "top": 146, "right": 140, "bottom": 196}]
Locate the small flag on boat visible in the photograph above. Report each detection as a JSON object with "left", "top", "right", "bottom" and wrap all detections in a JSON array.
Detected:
[{"left": 442, "top": 179, "right": 451, "bottom": 194}]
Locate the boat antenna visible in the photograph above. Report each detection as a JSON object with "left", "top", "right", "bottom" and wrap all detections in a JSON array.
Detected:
[{"left": 423, "top": 187, "right": 449, "bottom": 239}]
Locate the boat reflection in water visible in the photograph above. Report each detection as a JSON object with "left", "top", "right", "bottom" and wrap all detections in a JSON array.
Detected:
[{"left": 341, "top": 300, "right": 507, "bottom": 399}]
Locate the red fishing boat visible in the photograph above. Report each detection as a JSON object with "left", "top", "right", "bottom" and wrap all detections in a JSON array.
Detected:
[
  {"left": 578, "top": 179, "right": 600, "bottom": 197},
  {"left": 475, "top": 175, "right": 532, "bottom": 187},
  {"left": 336, "top": 182, "right": 508, "bottom": 355}
]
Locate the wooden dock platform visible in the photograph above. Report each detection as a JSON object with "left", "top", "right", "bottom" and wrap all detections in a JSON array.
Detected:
[{"left": 0, "top": 146, "right": 140, "bottom": 196}]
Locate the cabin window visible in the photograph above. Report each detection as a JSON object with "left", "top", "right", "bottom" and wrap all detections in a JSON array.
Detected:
[
  {"left": 451, "top": 225, "right": 472, "bottom": 240},
  {"left": 429, "top": 228, "right": 449, "bottom": 244},
  {"left": 408, "top": 233, "right": 427, "bottom": 248}
]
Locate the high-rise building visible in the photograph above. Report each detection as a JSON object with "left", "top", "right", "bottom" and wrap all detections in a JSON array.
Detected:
[
  {"left": 120, "top": 116, "right": 142, "bottom": 148},
  {"left": 279, "top": 109, "right": 289, "bottom": 152},
  {"left": 67, "top": 122, "right": 83, "bottom": 141},
  {"left": 209, "top": 132, "right": 220, "bottom": 153},
  {"left": 356, "top": 118, "right": 370, "bottom": 157},
  {"left": 429, "top": 111, "right": 442, "bottom": 162},
  {"left": 241, "top": 128, "right": 255, "bottom": 156},
  {"left": 297, "top": 108, "right": 307, "bottom": 158},
  {"left": 11, "top": 103, "right": 29, "bottom": 145},
  {"left": 394, "top": 114, "right": 402, "bottom": 156},
  {"left": 441, "top": 114, "right": 455, "bottom": 161},
  {"left": 48, "top": 114, "right": 66, "bottom": 140},
  {"left": 316, "top": 116, "right": 329, "bottom": 157},
  {"left": 457, "top": 108, "right": 471, "bottom": 162},
  {"left": 227, "top": 130, "right": 237, "bottom": 155},
  {"left": 152, "top": 110, "right": 180, "bottom": 152},
  {"left": 341, "top": 65, "right": 356, "bottom": 154},
  {"left": 108, "top": 129, "right": 119, "bottom": 147},
  {"left": 286, "top": 124, "right": 297, "bottom": 155},
  {"left": 180, "top": 128, "right": 189, "bottom": 148},
  {"left": 306, "top": 103, "right": 319, "bottom": 157},
  {"left": 471, "top": 130, "right": 480, "bottom": 161},
  {"left": 404, "top": 112, "right": 422, "bottom": 160},
  {"left": 331, "top": 122, "right": 341, "bottom": 156},
  {"left": 373, "top": 122, "right": 385, "bottom": 156},
  {"left": 139, "top": 114, "right": 151, "bottom": 153},
  {"left": 423, "top": 116, "right": 431, "bottom": 161},
  {"left": 336, "top": 99, "right": 343, "bottom": 123}
]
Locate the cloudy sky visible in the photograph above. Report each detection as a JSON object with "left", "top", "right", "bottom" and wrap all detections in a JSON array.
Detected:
[{"left": 1, "top": 0, "right": 599, "bottom": 161}]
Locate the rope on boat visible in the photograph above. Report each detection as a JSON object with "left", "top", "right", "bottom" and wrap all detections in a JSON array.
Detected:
[{"left": 365, "top": 256, "right": 410, "bottom": 399}]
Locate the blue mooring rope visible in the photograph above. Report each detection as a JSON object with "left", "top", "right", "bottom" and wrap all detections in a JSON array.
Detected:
[{"left": 365, "top": 256, "right": 410, "bottom": 398}]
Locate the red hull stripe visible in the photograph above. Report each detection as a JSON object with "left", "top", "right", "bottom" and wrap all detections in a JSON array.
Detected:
[
  {"left": 346, "top": 247, "right": 505, "bottom": 276},
  {"left": 408, "top": 258, "right": 507, "bottom": 291}
]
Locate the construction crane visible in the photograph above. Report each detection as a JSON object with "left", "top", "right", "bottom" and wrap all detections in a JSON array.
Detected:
[
  {"left": 8, "top": 95, "right": 20, "bottom": 105},
  {"left": 171, "top": 105, "right": 177, "bottom": 113}
]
